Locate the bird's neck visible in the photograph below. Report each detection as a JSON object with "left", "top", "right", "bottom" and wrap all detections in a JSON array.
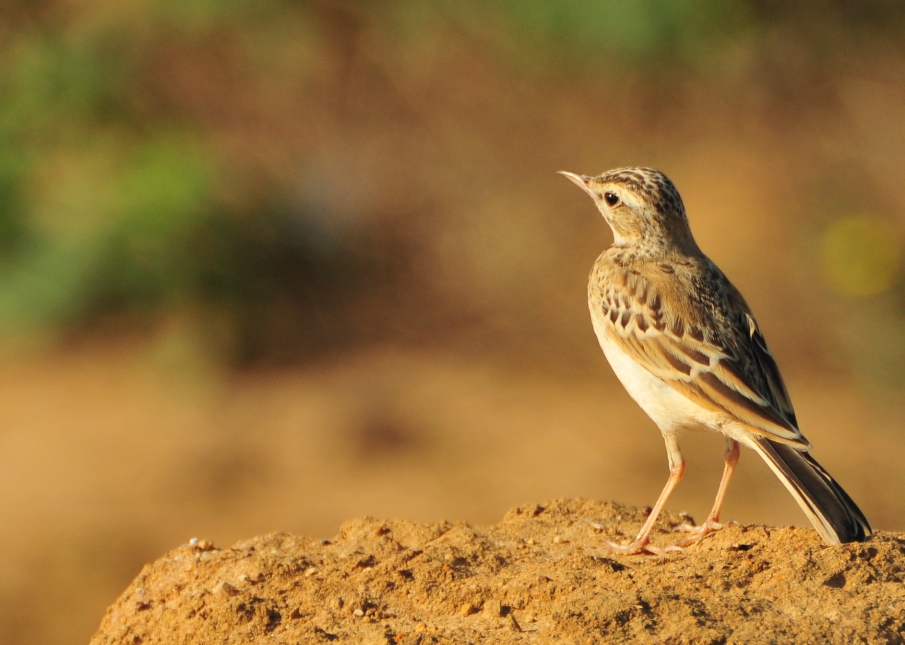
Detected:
[{"left": 610, "top": 235, "right": 702, "bottom": 262}]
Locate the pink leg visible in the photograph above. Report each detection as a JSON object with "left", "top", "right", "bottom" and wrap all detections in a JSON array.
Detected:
[
  {"left": 677, "top": 438, "right": 740, "bottom": 544},
  {"left": 607, "top": 433, "right": 685, "bottom": 555}
]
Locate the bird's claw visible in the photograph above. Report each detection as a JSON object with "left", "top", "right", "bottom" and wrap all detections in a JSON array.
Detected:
[
  {"left": 672, "top": 518, "right": 729, "bottom": 546},
  {"left": 603, "top": 539, "right": 686, "bottom": 555}
]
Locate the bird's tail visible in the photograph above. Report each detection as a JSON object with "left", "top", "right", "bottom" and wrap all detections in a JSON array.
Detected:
[{"left": 749, "top": 437, "right": 871, "bottom": 544}]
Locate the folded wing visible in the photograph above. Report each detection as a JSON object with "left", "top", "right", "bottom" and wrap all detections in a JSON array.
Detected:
[{"left": 597, "top": 264, "right": 809, "bottom": 449}]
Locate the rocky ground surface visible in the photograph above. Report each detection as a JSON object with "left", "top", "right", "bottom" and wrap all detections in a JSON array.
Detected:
[{"left": 90, "top": 498, "right": 905, "bottom": 644}]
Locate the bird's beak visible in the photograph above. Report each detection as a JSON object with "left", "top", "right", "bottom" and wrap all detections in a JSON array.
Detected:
[{"left": 558, "top": 171, "right": 595, "bottom": 198}]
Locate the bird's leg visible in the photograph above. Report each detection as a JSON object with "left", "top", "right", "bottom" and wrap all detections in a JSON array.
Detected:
[
  {"left": 677, "top": 437, "right": 740, "bottom": 543},
  {"left": 606, "top": 434, "right": 685, "bottom": 555}
]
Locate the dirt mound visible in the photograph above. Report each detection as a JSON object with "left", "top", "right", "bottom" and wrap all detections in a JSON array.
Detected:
[{"left": 90, "top": 499, "right": 905, "bottom": 644}]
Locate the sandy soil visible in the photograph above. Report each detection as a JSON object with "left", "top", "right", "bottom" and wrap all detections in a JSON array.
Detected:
[
  {"left": 90, "top": 498, "right": 905, "bottom": 644},
  {"left": 2, "top": 346, "right": 900, "bottom": 644}
]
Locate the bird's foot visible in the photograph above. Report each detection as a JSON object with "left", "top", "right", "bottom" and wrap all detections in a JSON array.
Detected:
[
  {"left": 676, "top": 518, "right": 723, "bottom": 534},
  {"left": 672, "top": 518, "right": 730, "bottom": 546},
  {"left": 604, "top": 538, "right": 685, "bottom": 555},
  {"left": 580, "top": 517, "right": 685, "bottom": 555}
]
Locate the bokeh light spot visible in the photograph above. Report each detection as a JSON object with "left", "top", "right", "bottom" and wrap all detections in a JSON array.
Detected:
[{"left": 821, "top": 215, "right": 902, "bottom": 297}]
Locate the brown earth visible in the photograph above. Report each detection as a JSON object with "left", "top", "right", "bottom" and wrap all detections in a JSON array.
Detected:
[{"left": 90, "top": 498, "right": 905, "bottom": 644}]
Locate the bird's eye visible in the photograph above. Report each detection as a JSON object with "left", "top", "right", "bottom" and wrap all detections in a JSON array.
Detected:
[{"left": 604, "top": 192, "right": 619, "bottom": 206}]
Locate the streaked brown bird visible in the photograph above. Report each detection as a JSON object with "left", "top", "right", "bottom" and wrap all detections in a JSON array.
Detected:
[{"left": 561, "top": 166, "right": 871, "bottom": 554}]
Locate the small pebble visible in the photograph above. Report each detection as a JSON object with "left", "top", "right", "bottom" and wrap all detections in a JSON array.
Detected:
[
  {"left": 458, "top": 602, "right": 477, "bottom": 617},
  {"left": 483, "top": 599, "right": 502, "bottom": 618},
  {"left": 212, "top": 581, "right": 238, "bottom": 597}
]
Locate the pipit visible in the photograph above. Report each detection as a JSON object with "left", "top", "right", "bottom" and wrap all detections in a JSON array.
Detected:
[{"left": 560, "top": 167, "right": 871, "bottom": 554}]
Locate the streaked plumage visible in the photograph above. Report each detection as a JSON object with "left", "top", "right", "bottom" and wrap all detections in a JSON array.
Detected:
[{"left": 561, "top": 166, "right": 871, "bottom": 553}]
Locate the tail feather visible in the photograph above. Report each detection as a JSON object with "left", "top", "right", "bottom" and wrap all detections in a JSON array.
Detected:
[{"left": 749, "top": 438, "right": 871, "bottom": 544}]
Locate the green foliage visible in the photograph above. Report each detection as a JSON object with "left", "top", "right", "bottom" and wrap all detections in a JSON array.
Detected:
[
  {"left": 482, "top": 0, "right": 745, "bottom": 66},
  {"left": 82, "top": 138, "right": 214, "bottom": 312}
]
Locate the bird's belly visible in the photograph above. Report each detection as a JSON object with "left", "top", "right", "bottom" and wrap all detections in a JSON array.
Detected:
[{"left": 596, "top": 331, "right": 724, "bottom": 436}]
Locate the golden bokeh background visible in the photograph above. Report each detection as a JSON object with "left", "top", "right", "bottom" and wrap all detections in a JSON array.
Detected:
[{"left": 2, "top": 2, "right": 905, "bottom": 642}]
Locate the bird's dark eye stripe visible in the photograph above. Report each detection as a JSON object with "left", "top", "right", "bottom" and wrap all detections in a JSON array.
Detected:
[{"left": 604, "top": 192, "right": 619, "bottom": 206}]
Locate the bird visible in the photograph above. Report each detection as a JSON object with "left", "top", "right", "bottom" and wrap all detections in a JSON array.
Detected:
[{"left": 559, "top": 166, "right": 871, "bottom": 554}]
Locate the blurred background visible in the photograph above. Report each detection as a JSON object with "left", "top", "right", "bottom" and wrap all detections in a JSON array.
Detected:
[{"left": 2, "top": 1, "right": 905, "bottom": 642}]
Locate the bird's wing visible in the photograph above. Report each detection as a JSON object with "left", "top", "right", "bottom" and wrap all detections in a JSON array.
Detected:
[{"left": 594, "top": 262, "right": 808, "bottom": 447}]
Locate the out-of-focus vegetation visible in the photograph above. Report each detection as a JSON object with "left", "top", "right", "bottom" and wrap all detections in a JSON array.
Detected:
[
  {"left": 2, "top": 0, "right": 905, "bottom": 372},
  {"left": 822, "top": 215, "right": 901, "bottom": 297}
]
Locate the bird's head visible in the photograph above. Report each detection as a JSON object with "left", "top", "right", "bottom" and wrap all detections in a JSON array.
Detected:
[{"left": 559, "top": 167, "right": 699, "bottom": 256}]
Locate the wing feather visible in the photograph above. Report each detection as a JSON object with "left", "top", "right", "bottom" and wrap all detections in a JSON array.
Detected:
[{"left": 597, "top": 261, "right": 807, "bottom": 447}]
